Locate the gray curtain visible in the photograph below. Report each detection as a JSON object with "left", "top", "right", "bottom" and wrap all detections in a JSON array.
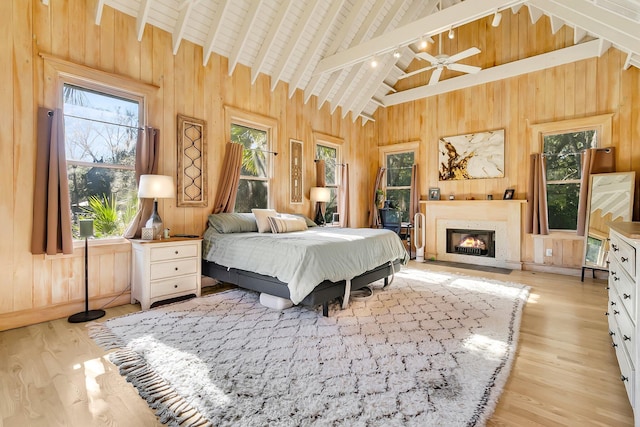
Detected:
[
  {"left": 576, "top": 147, "right": 616, "bottom": 236},
  {"left": 525, "top": 153, "right": 549, "bottom": 235},
  {"left": 213, "top": 142, "right": 244, "bottom": 214},
  {"left": 124, "top": 127, "right": 160, "bottom": 238},
  {"left": 339, "top": 163, "right": 349, "bottom": 227},
  {"left": 31, "top": 107, "right": 73, "bottom": 255},
  {"left": 369, "top": 167, "right": 386, "bottom": 228}
]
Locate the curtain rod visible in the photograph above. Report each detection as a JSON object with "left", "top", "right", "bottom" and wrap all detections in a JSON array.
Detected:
[{"left": 314, "top": 158, "right": 347, "bottom": 166}]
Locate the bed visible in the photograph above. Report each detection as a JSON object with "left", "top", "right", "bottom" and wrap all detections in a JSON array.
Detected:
[{"left": 201, "top": 212, "right": 408, "bottom": 316}]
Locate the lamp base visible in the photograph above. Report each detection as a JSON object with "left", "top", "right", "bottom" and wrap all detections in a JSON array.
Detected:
[
  {"left": 314, "top": 203, "right": 326, "bottom": 226},
  {"left": 145, "top": 199, "right": 163, "bottom": 239},
  {"left": 68, "top": 309, "right": 106, "bottom": 323}
]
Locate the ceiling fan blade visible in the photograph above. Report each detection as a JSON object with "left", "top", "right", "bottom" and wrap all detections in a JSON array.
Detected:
[
  {"left": 447, "top": 47, "right": 481, "bottom": 63},
  {"left": 447, "top": 63, "right": 482, "bottom": 74},
  {"left": 397, "top": 65, "right": 435, "bottom": 80},
  {"left": 415, "top": 51, "right": 439, "bottom": 64},
  {"left": 429, "top": 67, "right": 443, "bottom": 86}
]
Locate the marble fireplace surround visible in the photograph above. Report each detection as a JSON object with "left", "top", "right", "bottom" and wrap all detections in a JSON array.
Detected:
[{"left": 419, "top": 200, "right": 525, "bottom": 269}]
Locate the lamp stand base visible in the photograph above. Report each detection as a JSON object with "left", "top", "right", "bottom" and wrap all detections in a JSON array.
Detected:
[
  {"left": 68, "top": 309, "right": 106, "bottom": 323},
  {"left": 314, "top": 203, "right": 326, "bottom": 226}
]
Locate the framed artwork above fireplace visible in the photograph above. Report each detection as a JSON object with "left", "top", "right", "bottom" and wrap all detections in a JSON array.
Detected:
[{"left": 439, "top": 129, "right": 505, "bottom": 181}]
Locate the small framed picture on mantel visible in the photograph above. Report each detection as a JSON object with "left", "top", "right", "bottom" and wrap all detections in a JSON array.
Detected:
[
  {"left": 428, "top": 187, "right": 441, "bottom": 200},
  {"left": 503, "top": 189, "right": 515, "bottom": 200}
]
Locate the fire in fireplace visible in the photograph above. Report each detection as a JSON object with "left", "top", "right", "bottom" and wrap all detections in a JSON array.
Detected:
[{"left": 446, "top": 228, "right": 496, "bottom": 258}]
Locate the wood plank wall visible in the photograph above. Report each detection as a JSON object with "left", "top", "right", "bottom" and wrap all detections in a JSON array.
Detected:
[
  {"left": 0, "top": 0, "right": 374, "bottom": 330},
  {"left": 372, "top": 8, "right": 640, "bottom": 273}
]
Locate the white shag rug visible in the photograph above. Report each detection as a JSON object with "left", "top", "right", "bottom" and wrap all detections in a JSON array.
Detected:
[{"left": 89, "top": 268, "right": 529, "bottom": 427}]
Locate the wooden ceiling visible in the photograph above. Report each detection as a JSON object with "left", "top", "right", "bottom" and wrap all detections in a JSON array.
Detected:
[{"left": 92, "top": 0, "right": 640, "bottom": 124}]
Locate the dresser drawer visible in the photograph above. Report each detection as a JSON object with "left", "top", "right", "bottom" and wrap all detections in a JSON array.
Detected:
[
  {"left": 610, "top": 262, "right": 636, "bottom": 324},
  {"left": 610, "top": 232, "right": 636, "bottom": 278},
  {"left": 612, "top": 327, "right": 635, "bottom": 407},
  {"left": 150, "top": 258, "right": 198, "bottom": 280},
  {"left": 150, "top": 243, "right": 199, "bottom": 262},
  {"left": 150, "top": 275, "right": 198, "bottom": 299}
]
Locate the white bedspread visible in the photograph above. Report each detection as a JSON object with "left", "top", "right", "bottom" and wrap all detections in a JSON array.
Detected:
[{"left": 202, "top": 227, "right": 408, "bottom": 304}]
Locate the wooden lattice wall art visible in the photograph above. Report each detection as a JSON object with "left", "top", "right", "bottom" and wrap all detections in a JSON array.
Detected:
[
  {"left": 177, "top": 114, "right": 207, "bottom": 207},
  {"left": 290, "top": 139, "right": 303, "bottom": 204}
]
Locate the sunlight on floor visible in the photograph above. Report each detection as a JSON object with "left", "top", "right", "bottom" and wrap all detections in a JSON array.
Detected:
[{"left": 464, "top": 334, "right": 507, "bottom": 360}]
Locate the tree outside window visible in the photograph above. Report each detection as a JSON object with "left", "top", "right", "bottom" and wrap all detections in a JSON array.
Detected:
[
  {"left": 63, "top": 84, "right": 140, "bottom": 239},
  {"left": 544, "top": 130, "right": 597, "bottom": 230},
  {"left": 385, "top": 152, "right": 414, "bottom": 222},
  {"left": 316, "top": 144, "right": 339, "bottom": 223},
  {"left": 232, "top": 123, "right": 269, "bottom": 212}
]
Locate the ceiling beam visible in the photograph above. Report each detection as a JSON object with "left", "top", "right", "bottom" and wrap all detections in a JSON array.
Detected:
[
  {"left": 287, "top": 0, "right": 346, "bottom": 98},
  {"left": 172, "top": 1, "right": 195, "bottom": 55},
  {"left": 383, "top": 39, "right": 603, "bottom": 106},
  {"left": 202, "top": 0, "right": 231, "bottom": 66},
  {"left": 304, "top": 0, "right": 370, "bottom": 103},
  {"left": 252, "top": 1, "right": 296, "bottom": 85},
  {"left": 574, "top": 27, "right": 587, "bottom": 44},
  {"left": 136, "top": 0, "right": 152, "bottom": 41},
  {"left": 314, "top": 0, "right": 525, "bottom": 76},
  {"left": 228, "top": 1, "right": 261, "bottom": 75},
  {"left": 95, "top": 0, "right": 105, "bottom": 25},
  {"left": 270, "top": 0, "right": 323, "bottom": 91},
  {"left": 528, "top": 0, "right": 640, "bottom": 57}
]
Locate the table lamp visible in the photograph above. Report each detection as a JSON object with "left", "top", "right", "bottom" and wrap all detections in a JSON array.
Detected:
[
  {"left": 138, "top": 174, "right": 175, "bottom": 239},
  {"left": 310, "top": 186, "right": 331, "bottom": 226}
]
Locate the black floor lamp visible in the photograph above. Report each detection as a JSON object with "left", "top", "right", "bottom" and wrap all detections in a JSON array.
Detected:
[{"left": 68, "top": 219, "right": 106, "bottom": 323}]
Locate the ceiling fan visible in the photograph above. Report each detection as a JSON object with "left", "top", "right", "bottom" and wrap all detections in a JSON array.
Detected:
[{"left": 398, "top": 32, "right": 482, "bottom": 85}]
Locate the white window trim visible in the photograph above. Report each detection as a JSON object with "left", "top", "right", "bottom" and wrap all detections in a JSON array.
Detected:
[
  {"left": 378, "top": 141, "right": 419, "bottom": 195},
  {"left": 225, "top": 106, "right": 278, "bottom": 208}
]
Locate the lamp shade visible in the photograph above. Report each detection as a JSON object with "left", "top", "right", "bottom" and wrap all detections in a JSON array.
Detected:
[
  {"left": 310, "top": 187, "right": 331, "bottom": 203},
  {"left": 138, "top": 175, "right": 175, "bottom": 199}
]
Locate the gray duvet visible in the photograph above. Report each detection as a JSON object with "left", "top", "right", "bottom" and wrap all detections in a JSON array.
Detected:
[{"left": 202, "top": 227, "right": 408, "bottom": 304}]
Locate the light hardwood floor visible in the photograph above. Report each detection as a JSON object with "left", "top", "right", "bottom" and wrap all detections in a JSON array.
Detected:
[{"left": 0, "top": 262, "right": 634, "bottom": 426}]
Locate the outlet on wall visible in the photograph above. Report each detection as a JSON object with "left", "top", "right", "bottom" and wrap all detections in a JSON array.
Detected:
[{"left": 545, "top": 248, "right": 553, "bottom": 256}]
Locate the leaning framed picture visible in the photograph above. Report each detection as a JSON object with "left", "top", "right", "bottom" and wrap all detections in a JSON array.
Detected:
[
  {"left": 503, "top": 189, "right": 515, "bottom": 200},
  {"left": 428, "top": 187, "right": 441, "bottom": 200}
]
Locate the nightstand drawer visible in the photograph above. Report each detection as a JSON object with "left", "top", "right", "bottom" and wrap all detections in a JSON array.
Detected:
[
  {"left": 150, "top": 258, "right": 198, "bottom": 280},
  {"left": 150, "top": 275, "right": 198, "bottom": 299},
  {"left": 150, "top": 244, "right": 199, "bottom": 262}
]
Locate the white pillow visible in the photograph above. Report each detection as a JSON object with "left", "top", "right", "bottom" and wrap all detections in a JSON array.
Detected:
[
  {"left": 252, "top": 208, "right": 278, "bottom": 233},
  {"left": 267, "top": 216, "right": 308, "bottom": 233}
]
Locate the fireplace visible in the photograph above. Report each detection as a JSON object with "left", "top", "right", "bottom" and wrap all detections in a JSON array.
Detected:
[{"left": 446, "top": 229, "right": 495, "bottom": 258}]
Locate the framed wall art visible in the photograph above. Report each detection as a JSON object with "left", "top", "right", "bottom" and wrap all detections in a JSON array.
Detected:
[
  {"left": 290, "top": 138, "right": 303, "bottom": 204},
  {"left": 439, "top": 129, "right": 505, "bottom": 181},
  {"left": 177, "top": 114, "right": 207, "bottom": 207}
]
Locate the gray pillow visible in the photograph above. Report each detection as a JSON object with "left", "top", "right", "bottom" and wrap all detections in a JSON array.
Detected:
[{"left": 208, "top": 213, "right": 258, "bottom": 233}]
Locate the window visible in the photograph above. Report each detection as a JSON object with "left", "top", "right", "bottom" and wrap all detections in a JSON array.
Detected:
[
  {"left": 543, "top": 130, "right": 597, "bottom": 230},
  {"left": 530, "top": 114, "right": 612, "bottom": 233},
  {"left": 385, "top": 151, "right": 415, "bottom": 222},
  {"left": 316, "top": 143, "right": 340, "bottom": 222},
  {"left": 63, "top": 84, "right": 142, "bottom": 239},
  {"left": 232, "top": 123, "right": 270, "bottom": 212}
]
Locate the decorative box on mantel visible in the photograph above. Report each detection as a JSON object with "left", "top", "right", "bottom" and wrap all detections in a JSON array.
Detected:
[{"left": 419, "top": 199, "right": 525, "bottom": 269}]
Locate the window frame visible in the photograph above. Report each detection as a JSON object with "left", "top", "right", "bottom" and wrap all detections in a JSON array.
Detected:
[
  {"left": 378, "top": 142, "right": 419, "bottom": 218},
  {"left": 529, "top": 114, "right": 613, "bottom": 233},
  {"left": 224, "top": 106, "right": 278, "bottom": 210},
  {"left": 313, "top": 132, "right": 344, "bottom": 222},
  {"left": 41, "top": 54, "right": 157, "bottom": 246}
]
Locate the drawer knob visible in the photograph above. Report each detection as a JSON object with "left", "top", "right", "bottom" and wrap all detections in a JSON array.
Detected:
[
  {"left": 623, "top": 293, "right": 631, "bottom": 299},
  {"left": 612, "top": 342, "right": 618, "bottom": 348},
  {"left": 613, "top": 276, "right": 620, "bottom": 281},
  {"left": 175, "top": 250, "right": 179, "bottom": 254},
  {"left": 624, "top": 335, "right": 631, "bottom": 341},
  {"left": 611, "top": 271, "right": 617, "bottom": 276},
  {"left": 609, "top": 330, "right": 616, "bottom": 336},
  {"left": 621, "top": 256, "right": 628, "bottom": 263},
  {"left": 606, "top": 286, "right": 610, "bottom": 290},
  {"left": 610, "top": 301, "right": 616, "bottom": 306},
  {"left": 614, "top": 310, "right": 620, "bottom": 315},
  {"left": 605, "top": 311, "right": 610, "bottom": 316},
  {"left": 621, "top": 375, "right": 629, "bottom": 382},
  {"left": 612, "top": 244, "right": 619, "bottom": 252},
  {"left": 174, "top": 284, "right": 178, "bottom": 289},
  {"left": 175, "top": 267, "right": 179, "bottom": 271}
]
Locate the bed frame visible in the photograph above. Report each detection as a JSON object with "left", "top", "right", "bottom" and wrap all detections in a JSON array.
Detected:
[{"left": 201, "top": 259, "right": 403, "bottom": 316}]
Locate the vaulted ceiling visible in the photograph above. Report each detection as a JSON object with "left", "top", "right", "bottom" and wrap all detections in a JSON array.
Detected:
[{"left": 95, "top": 0, "right": 640, "bottom": 124}]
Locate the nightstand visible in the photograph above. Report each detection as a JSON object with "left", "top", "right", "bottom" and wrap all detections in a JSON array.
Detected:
[{"left": 130, "top": 237, "right": 202, "bottom": 310}]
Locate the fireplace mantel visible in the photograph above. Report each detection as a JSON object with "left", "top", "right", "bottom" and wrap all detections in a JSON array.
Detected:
[{"left": 418, "top": 200, "right": 525, "bottom": 269}]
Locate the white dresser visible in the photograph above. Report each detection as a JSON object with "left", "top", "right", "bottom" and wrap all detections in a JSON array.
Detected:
[
  {"left": 130, "top": 237, "right": 202, "bottom": 310},
  {"left": 608, "top": 223, "right": 640, "bottom": 423}
]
